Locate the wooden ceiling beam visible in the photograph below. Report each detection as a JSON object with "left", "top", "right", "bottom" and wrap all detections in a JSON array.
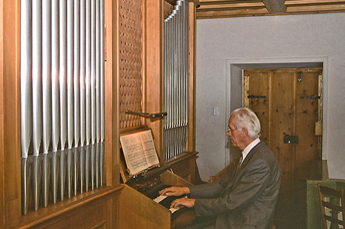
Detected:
[
  {"left": 198, "top": 0, "right": 262, "bottom": 5},
  {"left": 197, "top": 5, "right": 267, "bottom": 12},
  {"left": 197, "top": 7, "right": 270, "bottom": 18},
  {"left": 286, "top": 3, "right": 345, "bottom": 12},
  {"left": 262, "top": 0, "right": 287, "bottom": 13},
  {"left": 196, "top": 0, "right": 345, "bottom": 18}
]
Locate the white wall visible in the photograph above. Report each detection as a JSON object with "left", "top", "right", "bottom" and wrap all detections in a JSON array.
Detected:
[{"left": 195, "top": 13, "right": 345, "bottom": 181}]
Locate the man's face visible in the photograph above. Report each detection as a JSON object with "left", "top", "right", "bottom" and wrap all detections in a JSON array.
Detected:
[{"left": 226, "top": 115, "right": 242, "bottom": 148}]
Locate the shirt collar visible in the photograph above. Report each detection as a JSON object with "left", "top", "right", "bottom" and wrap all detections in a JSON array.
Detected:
[{"left": 241, "top": 138, "right": 260, "bottom": 164}]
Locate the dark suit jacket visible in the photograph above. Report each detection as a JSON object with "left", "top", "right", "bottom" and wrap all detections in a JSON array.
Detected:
[{"left": 189, "top": 141, "right": 281, "bottom": 229}]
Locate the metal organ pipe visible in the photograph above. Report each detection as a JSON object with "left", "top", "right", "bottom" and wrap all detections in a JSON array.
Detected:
[
  {"left": 164, "top": 0, "right": 189, "bottom": 161},
  {"left": 42, "top": 0, "right": 52, "bottom": 207},
  {"left": 67, "top": 0, "right": 74, "bottom": 199},
  {"left": 20, "top": 0, "right": 32, "bottom": 216},
  {"left": 74, "top": 0, "right": 81, "bottom": 197},
  {"left": 80, "top": 0, "right": 86, "bottom": 194},
  {"left": 20, "top": 0, "right": 105, "bottom": 215}
]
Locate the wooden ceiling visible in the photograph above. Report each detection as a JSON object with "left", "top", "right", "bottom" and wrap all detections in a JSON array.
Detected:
[{"left": 195, "top": 0, "right": 345, "bottom": 19}]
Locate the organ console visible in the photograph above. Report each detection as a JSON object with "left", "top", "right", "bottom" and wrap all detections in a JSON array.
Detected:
[{"left": 119, "top": 129, "right": 196, "bottom": 229}]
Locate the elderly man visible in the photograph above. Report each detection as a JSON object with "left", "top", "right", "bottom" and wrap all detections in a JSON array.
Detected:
[{"left": 160, "top": 107, "right": 281, "bottom": 229}]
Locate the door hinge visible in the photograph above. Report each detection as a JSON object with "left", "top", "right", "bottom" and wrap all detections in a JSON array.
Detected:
[
  {"left": 247, "top": 95, "right": 266, "bottom": 99},
  {"left": 300, "top": 95, "right": 320, "bottom": 99}
]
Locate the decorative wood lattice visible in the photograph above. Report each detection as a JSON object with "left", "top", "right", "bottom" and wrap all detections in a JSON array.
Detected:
[{"left": 119, "top": 0, "right": 143, "bottom": 130}]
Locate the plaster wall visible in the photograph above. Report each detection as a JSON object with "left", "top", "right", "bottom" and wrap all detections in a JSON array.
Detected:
[{"left": 195, "top": 12, "right": 345, "bottom": 181}]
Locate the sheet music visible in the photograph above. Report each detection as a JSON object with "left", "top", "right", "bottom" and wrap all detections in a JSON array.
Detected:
[
  {"left": 120, "top": 129, "right": 160, "bottom": 175},
  {"left": 120, "top": 134, "right": 148, "bottom": 175},
  {"left": 140, "top": 130, "right": 160, "bottom": 167}
]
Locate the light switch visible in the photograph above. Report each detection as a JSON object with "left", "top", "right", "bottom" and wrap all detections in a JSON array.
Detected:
[{"left": 213, "top": 107, "right": 219, "bottom": 116}]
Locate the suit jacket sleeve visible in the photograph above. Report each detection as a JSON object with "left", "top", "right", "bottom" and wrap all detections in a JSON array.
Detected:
[{"left": 190, "top": 158, "right": 272, "bottom": 216}]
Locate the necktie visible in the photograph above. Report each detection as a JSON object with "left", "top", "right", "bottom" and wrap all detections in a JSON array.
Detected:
[{"left": 236, "top": 155, "right": 243, "bottom": 171}]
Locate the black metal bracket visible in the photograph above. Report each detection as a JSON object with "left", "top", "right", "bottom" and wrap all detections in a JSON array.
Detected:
[
  {"left": 125, "top": 110, "right": 167, "bottom": 119},
  {"left": 300, "top": 95, "right": 320, "bottom": 99},
  {"left": 248, "top": 95, "right": 266, "bottom": 99}
]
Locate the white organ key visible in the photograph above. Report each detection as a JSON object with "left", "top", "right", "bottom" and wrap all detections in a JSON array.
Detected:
[{"left": 153, "top": 194, "right": 168, "bottom": 203}]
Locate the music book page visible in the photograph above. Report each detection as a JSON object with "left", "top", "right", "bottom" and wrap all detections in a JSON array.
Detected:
[{"left": 120, "top": 129, "right": 160, "bottom": 175}]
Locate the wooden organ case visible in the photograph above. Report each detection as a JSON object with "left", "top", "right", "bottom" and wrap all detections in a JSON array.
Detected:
[{"left": 117, "top": 0, "right": 198, "bottom": 226}]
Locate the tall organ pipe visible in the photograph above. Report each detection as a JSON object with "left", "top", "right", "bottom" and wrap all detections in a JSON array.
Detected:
[
  {"left": 60, "top": 0, "right": 68, "bottom": 201},
  {"left": 164, "top": 0, "right": 189, "bottom": 160},
  {"left": 91, "top": 0, "right": 96, "bottom": 145},
  {"left": 42, "top": 0, "right": 52, "bottom": 208},
  {"left": 20, "top": 1, "right": 32, "bottom": 214},
  {"left": 67, "top": 0, "right": 74, "bottom": 199},
  {"left": 32, "top": 0, "right": 43, "bottom": 211},
  {"left": 100, "top": 0, "right": 105, "bottom": 186},
  {"left": 74, "top": 0, "right": 81, "bottom": 196},
  {"left": 80, "top": 0, "right": 86, "bottom": 192},
  {"left": 100, "top": 0, "right": 105, "bottom": 144}
]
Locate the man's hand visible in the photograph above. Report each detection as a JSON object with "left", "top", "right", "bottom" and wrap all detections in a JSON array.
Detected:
[
  {"left": 159, "top": 186, "right": 190, "bottom": 196},
  {"left": 171, "top": 197, "right": 195, "bottom": 209}
]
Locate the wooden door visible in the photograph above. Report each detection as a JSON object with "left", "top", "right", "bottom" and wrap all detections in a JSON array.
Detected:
[{"left": 244, "top": 68, "right": 323, "bottom": 229}]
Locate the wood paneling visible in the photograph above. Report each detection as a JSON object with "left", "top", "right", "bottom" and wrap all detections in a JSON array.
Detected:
[
  {"left": 104, "top": 0, "right": 121, "bottom": 187},
  {"left": 167, "top": 152, "right": 198, "bottom": 183},
  {"left": 188, "top": 1, "right": 197, "bottom": 152},
  {"left": 1, "top": 0, "right": 22, "bottom": 227},
  {"left": 145, "top": 0, "right": 165, "bottom": 159},
  {"left": 15, "top": 186, "right": 122, "bottom": 229}
]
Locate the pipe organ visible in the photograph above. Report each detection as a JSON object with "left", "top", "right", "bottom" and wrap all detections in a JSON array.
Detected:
[
  {"left": 20, "top": 0, "right": 105, "bottom": 215},
  {"left": 164, "top": 0, "right": 189, "bottom": 161}
]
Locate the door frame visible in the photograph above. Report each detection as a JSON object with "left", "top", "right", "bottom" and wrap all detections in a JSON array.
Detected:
[{"left": 225, "top": 56, "right": 328, "bottom": 165}]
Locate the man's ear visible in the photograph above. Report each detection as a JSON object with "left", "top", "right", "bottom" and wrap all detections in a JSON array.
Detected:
[{"left": 241, "top": 128, "right": 248, "bottom": 137}]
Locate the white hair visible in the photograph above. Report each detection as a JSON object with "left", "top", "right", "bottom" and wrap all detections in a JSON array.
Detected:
[{"left": 231, "top": 107, "right": 261, "bottom": 138}]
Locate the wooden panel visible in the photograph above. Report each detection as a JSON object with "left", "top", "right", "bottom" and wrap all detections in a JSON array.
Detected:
[
  {"left": 14, "top": 186, "right": 122, "bottom": 229},
  {"left": 161, "top": 170, "right": 193, "bottom": 187},
  {"left": 30, "top": 202, "right": 107, "bottom": 229},
  {"left": 2, "top": 0, "right": 22, "bottom": 228},
  {"left": 145, "top": 0, "right": 164, "bottom": 159},
  {"left": 167, "top": 152, "right": 198, "bottom": 184},
  {"left": 188, "top": 1, "right": 197, "bottom": 152},
  {"left": 104, "top": 0, "right": 121, "bottom": 186},
  {"left": 0, "top": 0, "right": 5, "bottom": 227},
  {"left": 119, "top": 185, "right": 171, "bottom": 229}
]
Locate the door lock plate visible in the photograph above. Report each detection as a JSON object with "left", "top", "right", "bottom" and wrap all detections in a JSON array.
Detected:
[{"left": 283, "top": 133, "right": 299, "bottom": 144}]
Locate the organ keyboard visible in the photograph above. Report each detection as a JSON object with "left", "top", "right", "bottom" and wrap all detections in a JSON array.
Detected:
[{"left": 125, "top": 164, "right": 184, "bottom": 214}]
